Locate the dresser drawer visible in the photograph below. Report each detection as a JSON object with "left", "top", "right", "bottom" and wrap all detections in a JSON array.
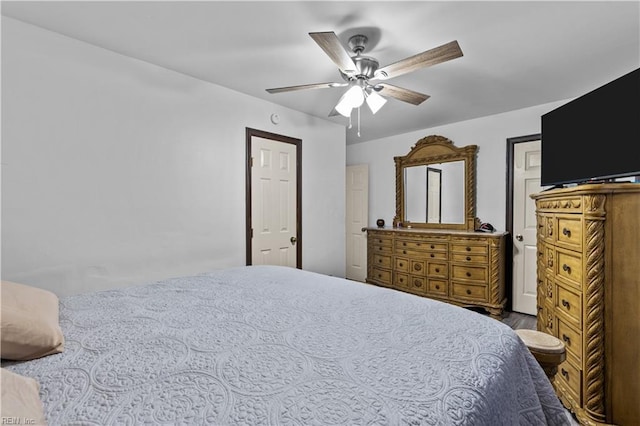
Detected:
[
  {"left": 450, "top": 243, "right": 488, "bottom": 255},
  {"left": 410, "top": 260, "right": 426, "bottom": 275},
  {"left": 557, "top": 318, "right": 582, "bottom": 363},
  {"left": 451, "top": 264, "right": 488, "bottom": 282},
  {"left": 427, "top": 262, "right": 448, "bottom": 278},
  {"left": 373, "top": 254, "right": 392, "bottom": 269},
  {"left": 371, "top": 268, "right": 392, "bottom": 285},
  {"left": 451, "top": 253, "right": 488, "bottom": 263},
  {"left": 451, "top": 282, "right": 487, "bottom": 302},
  {"left": 408, "top": 275, "right": 426, "bottom": 292},
  {"left": 396, "top": 240, "right": 447, "bottom": 252},
  {"left": 371, "top": 236, "right": 393, "bottom": 247},
  {"left": 394, "top": 272, "right": 409, "bottom": 289},
  {"left": 557, "top": 359, "right": 582, "bottom": 405},
  {"left": 556, "top": 284, "right": 582, "bottom": 326},
  {"left": 555, "top": 248, "right": 582, "bottom": 288},
  {"left": 371, "top": 244, "right": 393, "bottom": 255},
  {"left": 427, "top": 279, "right": 448, "bottom": 297},
  {"left": 395, "top": 257, "right": 409, "bottom": 272},
  {"left": 556, "top": 216, "right": 583, "bottom": 251}
]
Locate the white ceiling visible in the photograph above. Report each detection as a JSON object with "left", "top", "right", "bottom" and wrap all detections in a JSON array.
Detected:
[{"left": 2, "top": 1, "right": 639, "bottom": 144}]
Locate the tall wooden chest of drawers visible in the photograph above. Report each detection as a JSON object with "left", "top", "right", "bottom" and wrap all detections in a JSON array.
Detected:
[
  {"left": 532, "top": 183, "right": 640, "bottom": 425},
  {"left": 366, "top": 227, "right": 507, "bottom": 318}
]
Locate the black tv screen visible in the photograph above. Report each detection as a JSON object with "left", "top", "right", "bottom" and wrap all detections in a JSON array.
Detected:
[{"left": 541, "top": 68, "right": 640, "bottom": 186}]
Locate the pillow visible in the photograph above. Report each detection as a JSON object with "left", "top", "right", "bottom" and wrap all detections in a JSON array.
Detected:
[
  {"left": 1, "top": 280, "right": 64, "bottom": 360},
  {"left": 0, "top": 368, "right": 47, "bottom": 425}
]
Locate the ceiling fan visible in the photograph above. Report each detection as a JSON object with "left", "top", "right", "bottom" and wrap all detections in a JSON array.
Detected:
[{"left": 266, "top": 31, "right": 463, "bottom": 123}]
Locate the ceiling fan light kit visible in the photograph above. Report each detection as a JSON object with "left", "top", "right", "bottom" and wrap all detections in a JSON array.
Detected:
[{"left": 266, "top": 31, "right": 463, "bottom": 136}]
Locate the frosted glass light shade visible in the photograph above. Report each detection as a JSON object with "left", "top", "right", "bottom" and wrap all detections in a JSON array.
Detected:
[
  {"left": 335, "top": 85, "right": 365, "bottom": 117},
  {"left": 366, "top": 91, "right": 387, "bottom": 114}
]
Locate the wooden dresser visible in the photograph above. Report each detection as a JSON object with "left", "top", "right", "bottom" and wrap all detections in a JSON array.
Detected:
[
  {"left": 366, "top": 227, "right": 507, "bottom": 318},
  {"left": 532, "top": 183, "right": 640, "bottom": 426}
]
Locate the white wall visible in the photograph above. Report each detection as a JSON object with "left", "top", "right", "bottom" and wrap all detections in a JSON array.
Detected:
[
  {"left": 346, "top": 99, "right": 568, "bottom": 232},
  {"left": 1, "top": 17, "right": 346, "bottom": 296}
]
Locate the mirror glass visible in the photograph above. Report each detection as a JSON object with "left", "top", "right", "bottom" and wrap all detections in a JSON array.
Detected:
[{"left": 404, "top": 160, "right": 465, "bottom": 224}]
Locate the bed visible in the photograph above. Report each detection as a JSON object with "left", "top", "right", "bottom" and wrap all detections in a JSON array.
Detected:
[{"left": 2, "top": 265, "right": 569, "bottom": 425}]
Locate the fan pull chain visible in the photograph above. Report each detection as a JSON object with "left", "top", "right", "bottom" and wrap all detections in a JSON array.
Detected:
[{"left": 357, "top": 107, "right": 361, "bottom": 137}]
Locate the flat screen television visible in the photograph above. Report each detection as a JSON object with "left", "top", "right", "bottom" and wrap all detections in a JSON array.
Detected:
[{"left": 541, "top": 68, "right": 640, "bottom": 187}]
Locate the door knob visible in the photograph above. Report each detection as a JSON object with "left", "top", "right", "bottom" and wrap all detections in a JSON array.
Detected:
[
  {"left": 290, "top": 236, "right": 297, "bottom": 245},
  {"left": 515, "top": 234, "right": 523, "bottom": 241}
]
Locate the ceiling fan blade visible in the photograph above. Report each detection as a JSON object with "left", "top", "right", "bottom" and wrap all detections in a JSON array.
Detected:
[
  {"left": 377, "top": 83, "right": 430, "bottom": 105},
  {"left": 373, "top": 40, "right": 463, "bottom": 80},
  {"left": 266, "top": 82, "right": 345, "bottom": 94},
  {"left": 309, "top": 31, "right": 357, "bottom": 74}
]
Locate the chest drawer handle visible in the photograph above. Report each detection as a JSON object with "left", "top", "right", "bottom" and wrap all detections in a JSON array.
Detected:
[
  {"left": 430, "top": 244, "right": 435, "bottom": 249},
  {"left": 466, "top": 289, "right": 472, "bottom": 295},
  {"left": 562, "top": 334, "right": 571, "bottom": 345},
  {"left": 466, "top": 272, "right": 471, "bottom": 277},
  {"left": 430, "top": 254, "right": 435, "bottom": 258},
  {"left": 399, "top": 278, "right": 404, "bottom": 283},
  {"left": 561, "top": 299, "right": 570, "bottom": 309},
  {"left": 403, "top": 242, "right": 407, "bottom": 246},
  {"left": 466, "top": 256, "right": 471, "bottom": 261},
  {"left": 435, "top": 285, "right": 440, "bottom": 290},
  {"left": 378, "top": 247, "right": 383, "bottom": 251},
  {"left": 416, "top": 243, "right": 421, "bottom": 246},
  {"left": 378, "top": 259, "right": 383, "bottom": 263},
  {"left": 378, "top": 274, "right": 382, "bottom": 278},
  {"left": 414, "top": 280, "right": 422, "bottom": 287},
  {"left": 414, "top": 264, "right": 422, "bottom": 271},
  {"left": 562, "top": 264, "right": 571, "bottom": 273},
  {"left": 378, "top": 239, "right": 383, "bottom": 243},
  {"left": 399, "top": 262, "right": 404, "bottom": 267},
  {"left": 435, "top": 268, "right": 440, "bottom": 273},
  {"left": 466, "top": 247, "right": 471, "bottom": 252},
  {"left": 403, "top": 250, "right": 407, "bottom": 254},
  {"left": 561, "top": 368, "right": 569, "bottom": 379},
  {"left": 562, "top": 228, "right": 571, "bottom": 237}
]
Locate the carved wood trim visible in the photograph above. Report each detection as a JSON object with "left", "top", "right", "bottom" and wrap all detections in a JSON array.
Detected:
[{"left": 583, "top": 195, "right": 606, "bottom": 422}]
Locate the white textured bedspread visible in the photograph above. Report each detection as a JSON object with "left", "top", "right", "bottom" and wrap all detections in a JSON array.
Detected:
[{"left": 4, "top": 265, "right": 569, "bottom": 425}]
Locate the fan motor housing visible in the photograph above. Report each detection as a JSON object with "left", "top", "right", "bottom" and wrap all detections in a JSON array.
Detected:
[{"left": 340, "top": 56, "right": 379, "bottom": 81}]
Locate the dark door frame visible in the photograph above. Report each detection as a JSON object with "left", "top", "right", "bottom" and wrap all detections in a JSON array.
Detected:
[
  {"left": 505, "top": 133, "right": 541, "bottom": 312},
  {"left": 245, "top": 128, "right": 302, "bottom": 268}
]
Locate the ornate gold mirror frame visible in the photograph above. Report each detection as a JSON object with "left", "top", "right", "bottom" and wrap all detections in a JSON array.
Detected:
[{"left": 393, "top": 135, "right": 479, "bottom": 231}]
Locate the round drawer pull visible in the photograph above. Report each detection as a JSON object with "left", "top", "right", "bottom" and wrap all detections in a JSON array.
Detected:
[
  {"left": 378, "top": 259, "right": 382, "bottom": 263},
  {"left": 378, "top": 247, "right": 382, "bottom": 251},
  {"left": 414, "top": 264, "right": 422, "bottom": 271},
  {"left": 561, "top": 368, "right": 569, "bottom": 379},
  {"left": 430, "top": 254, "right": 435, "bottom": 258},
  {"left": 399, "top": 278, "right": 404, "bottom": 283},
  {"left": 430, "top": 245, "right": 435, "bottom": 249},
  {"left": 562, "top": 334, "right": 571, "bottom": 344},
  {"left": 378, "top": 239, "right": 383, "bottom": 243},
  {"left": 416, "top": 243, "right": 421, "bottom": 246},
  {"left": 435, "top": 285, "right": 440, "bottom": 290},
  {"left": 403, "top": 242, "right": 407, "bottom": 246},
  {"left": 403, "top": 250, "right": 407, "bottom": 254},
  {"left": 414, "top": 280, "right": 422, "bottom": 287},
  {"left": 562, "top": 228, "right": 571, "bottom": 236},
  {"left": 466, "top": 272, "right": 471, "bottom": 277},
  {"left": 466, "top": 289, "right": 472, "bottom": 295},
  {"left": 562, "top": 264, "right": 571, "bottom": 273},
  {"left": 466, "top": 256, "right": 471, "bottom": 261},
  {"left": 378, "top": 274, "right": 382, "bottom": 278},
  {"left": 435, "top": 268, "right": 440, "bottom": 273},
  {"left": 561, "top": 299, "right": 570, "bottom": 309},
  {"left": 399, "top": 262, "right": 404, "bottom": 267},
  {"left": 466, "top": 247, "right": 471, "bottom": 252}
]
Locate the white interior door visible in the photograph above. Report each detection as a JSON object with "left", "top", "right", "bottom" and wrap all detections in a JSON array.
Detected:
[
  {"left": 512, "top": 139, "right": 542, "bottom": 315},
  {"left": 346, "top": 164, "right": 368, "bottom": 282},
  {"left": 250, "top": 136, "right": 297, "bottom": 267}
]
